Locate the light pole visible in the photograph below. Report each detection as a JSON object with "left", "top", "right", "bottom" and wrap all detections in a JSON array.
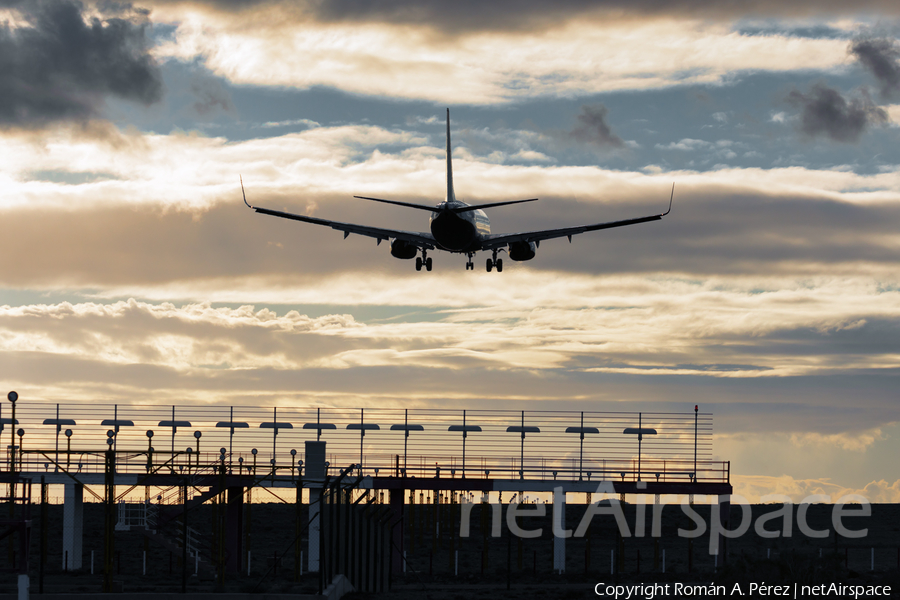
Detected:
[
  {"left": 390, "top": 410, "right": 423, "bottom": 475},
  {"left": 43, "top": 404, "right": 76, "bottom": 472},
  {"left": 159, "top": 407, "right": 190, "bottom": 473},
  {"left": 302, "top": 407, "right": 336, "bottom": 442},
  {"left": 565, "top": 412, "right": 599, "bottom": 481},
  {"left": 65, "top": 429, "right": 73, "bottom": 471},
  {"left": 506, "top": 411, "right": 539, "bottom": 480},
  {"left": 260, "top": 407, "right": 292, "bottom": 467},
  {"left": 347, "top": 409, "right": 379, "bottom": 476},
  {"left": 146, "top": 430, "right": 154, "bottom": 472},
  {"left": 623, "top": 413, "right": 657, "bottom": 482},
  {"left": 8, "top": 391, "right": 17, "bottom": 474},
  {"left": 194, "top": 431, "right": 202, "bottom": 469},
  {"left": 216, "top": 407, "right": 248, "bottom": 467},
  {"left": 448, "top": 410, "right": 481, "bottom": 478},
  {"left": 16, "top": 428, "right": 24, "bottom": 472},
  {"left": 101, "top": 404, "right": 134, "bottom": 452},
  {"left": 693, "top": 405, "right": 699, "bottom": 482}
]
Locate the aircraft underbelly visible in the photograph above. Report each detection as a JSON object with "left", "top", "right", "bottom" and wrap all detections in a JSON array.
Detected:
[{"left": 431, "top": 213, "right": 477, "bottom": 251}]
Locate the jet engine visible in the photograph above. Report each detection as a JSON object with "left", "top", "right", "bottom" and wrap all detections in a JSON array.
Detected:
[
  {"left": 508, "top": 241, "right": 536, "bottom": 261},
  {"left": 390, "top": 239, "right": 418, "bottom": 259}
]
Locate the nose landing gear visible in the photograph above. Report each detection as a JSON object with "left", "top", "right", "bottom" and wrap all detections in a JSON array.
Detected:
[{"left": 465, "top": 252, "right": 474, "bottom": 270}]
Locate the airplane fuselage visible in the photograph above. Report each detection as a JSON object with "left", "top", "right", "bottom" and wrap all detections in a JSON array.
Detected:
[{"left": 429, "top": 201, "right": 491, "bottom": 252}]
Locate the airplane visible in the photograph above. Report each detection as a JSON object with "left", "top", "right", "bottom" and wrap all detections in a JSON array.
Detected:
[{"left": 242, "top": 109, "right": 673, "bottom": 272}]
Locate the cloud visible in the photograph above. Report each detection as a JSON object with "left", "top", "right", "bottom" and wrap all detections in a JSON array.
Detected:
[
  {"left": 3, "top": 123, "right": 900, "bottom": 286},
  {"left": 733, "top": 475, "right": 900, "bottom": 503},
  {"left": 260, "top": 118, "right": 319, "bottom": 129},
  {"left": 654, "top": 139, "right": 738, "bottom": 160},
  {"left": 149, "top": 1, "right": 900, "bottom": 35},
  {"left": 0, "top": 299, "right": 360, "bottom": 370},
  {"left": 1, "top": 288, "right": 899, "bottom": 448},
  {"left": 569, "top": 104, "right": 625, "bottom": 148},
  {"left": 153, "top": 14, "right": 850, "bottom": 103},
  {"left": 789, "top": 428, "right": 885, "bottom": 452},
  {"left": 0, "top": 0, "right": 163, "bottom": 127},
  {"left": 786, "top": 83, "right": 889, "bottom": 143},
  {"left": 886, "top": 104, "right": 900, "bottom": 124},
  {"left": 849, "top": 36, "right": 900, "bottom": 100},
  {"left": 189, "top": 70, "right": 234, "bottom": 117}
]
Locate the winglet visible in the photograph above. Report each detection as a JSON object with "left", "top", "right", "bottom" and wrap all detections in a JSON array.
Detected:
[
  {"left": 662, "top": 183, "right": 674, "bottom": 216},
  {"left": 241, "top": 175, "right": 252, "bottom": 209}
]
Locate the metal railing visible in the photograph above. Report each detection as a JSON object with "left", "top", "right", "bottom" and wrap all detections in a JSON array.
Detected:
[
  {"left": 5, "top": 402, "right": 723, "bottom": 483},
  {"left": 15, "top": 449, "right": 730, "bottom": 484},
  {"left": 115, "top": 500, "right": 157, "bottom": 531}
]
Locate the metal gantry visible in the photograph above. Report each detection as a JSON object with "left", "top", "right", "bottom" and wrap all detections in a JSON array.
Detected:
[
  {"left": 0, "top": 391, "right": 740, "bottom": 600},
  {"left": 2, "top": 400, "right": 720, "bottom": 484}
]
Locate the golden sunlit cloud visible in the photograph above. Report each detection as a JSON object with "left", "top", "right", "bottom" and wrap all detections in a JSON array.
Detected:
[
  {"left": 153, "top": 14, "right": 851, "bottom": 103},
  {"left": 2, "top": 123, "right": 900, "bottom": 214},
  {"left": 733, "top": 475, "right": 900, "bottom": 503}
]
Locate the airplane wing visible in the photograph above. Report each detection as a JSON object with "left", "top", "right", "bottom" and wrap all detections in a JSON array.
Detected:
[
  {"left": 480, "top": 185, "right": 673, "bottom": 251},
  {"left": 243, "top": 181, "right": 436, "bottom": 249}
]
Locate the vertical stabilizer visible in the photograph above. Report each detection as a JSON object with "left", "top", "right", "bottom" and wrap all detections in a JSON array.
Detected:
[{"left": 446, "top": 108, "right": 456, "bottom": 203}]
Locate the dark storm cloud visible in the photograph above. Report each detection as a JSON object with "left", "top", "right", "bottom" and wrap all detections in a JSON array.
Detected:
[
  {"left": 146, "top": 0, "right": 900, "bottom": 34},
  {"left": 569, "top": 104, "right": 625, "bottom": 148},
  {"left": 849, "top": 37, "right": 900, "bottom": 100},
  {"left": 786, "top": 84, "right": 888, "bottom": 143},
  {"left": 94, "top": 1, "right": 150, "bottom": 17},
  {"left": 0, "top": 0, "right": 163, "bottom": 127}
]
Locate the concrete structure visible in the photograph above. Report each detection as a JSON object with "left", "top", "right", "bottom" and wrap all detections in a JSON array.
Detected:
[{"left": 61, "top": 483, "right": 83, "bottom": 570}]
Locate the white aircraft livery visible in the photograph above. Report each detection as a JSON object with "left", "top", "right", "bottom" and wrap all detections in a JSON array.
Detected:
[{"left": 242, "top": 110, "right": 673, "bottom": 272}]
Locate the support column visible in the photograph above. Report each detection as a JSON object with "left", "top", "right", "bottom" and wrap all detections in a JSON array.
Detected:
[
  {"left": 305, "top": 440, "right": 326, "bottom": 573},
  {"left": 18, "top": 574, "right": 29, "bottom": 600},
  {"left": 62, "top": 483, "right": 83, "bottom": 570},
  {"left": 389, "top": 489, "right": 403, "bottom": 575},
  {"left": 718, "top": 494, "right": 731, "bottom": 567},
  {"left": 225, "top": 486, "right": 243, "bottom": 572},
  {"left": 309, "top": 489, "right": 321, "bottom": 573},
  {"left": 553, "top": 490, "right": 566, "bottom": 574}
]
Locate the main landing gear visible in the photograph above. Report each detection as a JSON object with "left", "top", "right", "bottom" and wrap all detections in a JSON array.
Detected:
[
  {"left": 486, "top": 250, "right": 503, "bottom": 272},
  {"left": 415, "top": 251, "right": 432, "bottom": 272},
  {"left": 464, "top": 251, "right": 504, "bottom": 272}
]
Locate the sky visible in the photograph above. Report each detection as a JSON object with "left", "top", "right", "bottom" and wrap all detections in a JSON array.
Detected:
[{"left": 0, "top": 0, "right": 899, "bottom": 503}]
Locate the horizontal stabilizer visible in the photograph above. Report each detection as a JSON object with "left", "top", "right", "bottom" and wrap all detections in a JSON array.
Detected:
[
  {"left": 450, "top": 198, "right": 538, "bottom": 213},
  {"left": 355, "top": 196, "right": 442, "bottom": 213}
]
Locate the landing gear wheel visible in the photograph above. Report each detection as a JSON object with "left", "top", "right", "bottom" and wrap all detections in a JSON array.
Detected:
[
  {"left": 416, "top": 257, "right": 422, "bottom": 271},
  {"left": 486, "top": 258, "right": 493, "bottom": 272},
  {"left": 496, "top": 258, "right": 503, "bottom": 272},
  {"left": 425, "top": 257, "right": 432, "bottom": 271}
]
